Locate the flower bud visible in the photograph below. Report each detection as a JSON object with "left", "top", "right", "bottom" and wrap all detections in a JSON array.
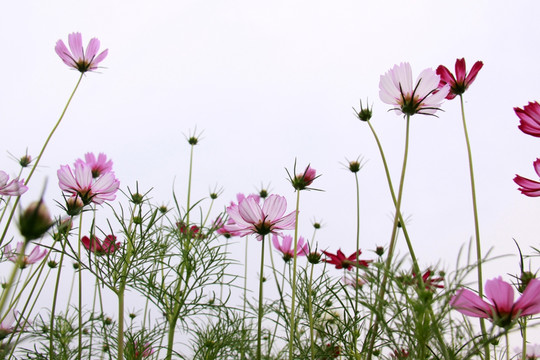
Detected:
[
  {"left": 19, "top": 201, "right": 53, "bottom": 241},
  {"left": 354, "top": 99, "right": 373, "bottom": 122},
  {"left": 66, "top": 196, "right": 84, "bottom": 216}
]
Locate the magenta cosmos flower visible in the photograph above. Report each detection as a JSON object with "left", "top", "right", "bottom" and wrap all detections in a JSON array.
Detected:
[
  {"left": 515, "top": 101, "right": 540, "bottom": 137},
  {"left": 322, "top": 249, "right": 371, "bottom": 270},
  {"left": 379, "top": 62, "right": 450, "bottom": 116},
  {"left": 4, "top": 242, "right": 48, "bottom": 268},
  {"left": 81, "top": 235, "right": 120, "bottom": 255},
  {"left": 75, "top": 152, "right": 113, "bottom": 178},
  {"left": 55, "top": 32, "right": 108, "bottom": 73},
  {"left": 450, "top": 276, "right": 540, "bottom": 328},
  {"left": 224, "top": 194, "right": 296, "bottom": 241},
  {"left": 58, "top": 162, "right": 120, "bottom": 205},
  {"left": 0, "top": 171, "right": 28, "bottom": 196},
  {"left": 272, "top": 234, "right": 308, "bottom": 262},
  {"left": 436, "top": 58, "right": 483, "bottom": 100},
  {"left": 514, "top": 158, "right": 540, "bottom": 197}
]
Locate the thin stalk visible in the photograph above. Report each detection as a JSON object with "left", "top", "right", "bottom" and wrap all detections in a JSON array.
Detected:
[
  {"left": 50, "top": 232, "right": 69, "bottom": 359},
  {"left": 459, "top": 94, "right": 489, "bottom": 358},
  {"left": 308, "top": 262, "right": 316, "bottom": 360},
  {"left": 288, "top": 190, "right": 302, "bottom": 359},
  {"left": 185, "top": 144, "right": 195, "bottom": 228},
  {"left": 353, "top": 171, "right": 360, "bottom": 358},
  {"left": 267, "top": 258, "right": 288, "bottom": 357},
  {"left": 521, "top": 318, "right": 527, "bottom": 360},
  {"left": 257, "top": 235, "right": 266, "bottom": 360},
  {"left": 0, "top": 242, "right": 25, "bottom": 315},
  {"left": 0, "top": 73, "right": 84, "bottom": 247},
  {"left": 241, "top": 238, "right": 249, "bottom": 360},
  {"left": 77, "top": 214, "right": 84, "bottom": 360}
]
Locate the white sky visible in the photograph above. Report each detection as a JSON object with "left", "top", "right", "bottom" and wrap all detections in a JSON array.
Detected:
[{"left": 1, "top": 0, "right": 540, "bottom": 350}]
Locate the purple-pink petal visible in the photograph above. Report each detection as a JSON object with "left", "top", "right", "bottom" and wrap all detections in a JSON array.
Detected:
[
  {"left": 484, "top": 276, "right": 514, "bottom": 314},
  {"left": 514, "top": 279, "right": 540, "bottom": 316},
  {"left": 450, "top": 288, "right": 492, "bottom": 318}
]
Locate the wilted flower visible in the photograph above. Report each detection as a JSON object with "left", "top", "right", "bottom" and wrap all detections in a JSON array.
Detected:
[
  {"left": 514, "top": 158, "right": 540, "bottom": 197},
  {"left": 322, "top": 249, "right": 371, "bottom": 270},
  {"left": 75, "top": 153, "right": 113, "bottom": 178},
  {"left": 57, "top": 161, "right": 120, "bottom": 205},
  {"left": 272, "top": 234, "right": 308, "bottom": 262},
  {"left": 4, "top": 241, "right": 48, "bottom": 268},
  {"left": 0, "top": 171, "right": 27, "bottom": 197},
  {"left": 224, "top": 194, "right": 296, "bottom": 241},
  {"left": 436, "top": 58, "right": 483, "bottom": 100},
  {"left": 450, "top": 276, "right": 540, "bottom": 328},
  {"left": 515, "top": 101, "right": 540, "bottom": 138},
  {"left": 379, "top": 62, "right": 449, "bottom": 116},
  {"left": 55, "top": 32, "right": 108, "bottom": 73},
  {"left": 81, "top": 235, "right": 120, "bottom": 255}
]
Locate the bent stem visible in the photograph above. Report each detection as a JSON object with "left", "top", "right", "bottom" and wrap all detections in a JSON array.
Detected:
[
  {"left": 288, "top": 190, "right": 301, "bottom": 359},
  {"left": 0, "top": 73, "right": 84, "bottom": 248},
  {"left": 459, "top": 94, "right": 489, "bottom": 358}
]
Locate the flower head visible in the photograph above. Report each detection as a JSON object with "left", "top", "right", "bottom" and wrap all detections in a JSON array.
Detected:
[
  {"left": 322, "top": 249, "right": 371, "bottom": 270},
  {"left": 75, "top": 153, "right": 113, "bottom": 178},
  {"left": 353, "top": 99, "right": 373, "bottom": 122},
  {"left": 450, "top": 277, "right": 540, "bottom": 328},
  {"left": 272, "top": 234, "right": 308, "bottom": 262},
  {"left": 0, "top": 171, "right": 28, "bottom": 196},
  {"left": 4, "top": 242, "right": 48, "bottom": 268},
  {"left": 515, "top": 344, "right": 540, "bottom": 360},
  {"left": 515, "top": 101, "right": 540, "bottom": 138},
  {"left": 81, "top": 235, "right": 120, "bottom": 255},
  {"left": 514, "top": 158, "right": 540, "bottom": 197},
  {"left": 55, "top": 32, "right": 108, "bottom": 73},
  {"left": 379, "top": 62, "right": 449, "bottom": 116},
  {"left": 436, "top": 58, "right": 483, "bottom": 100},
  {"left": 19, "top": 201, "right": 53, "bottom": 241},
  {"left": 0, "top": 310, "right": 18, "bottom": 340},
  {"left": 58, "top": 161, "right": 119, "bottom": 205},
  {"left": 224, "top": 194, "right": 296, "bottom": 241},
  {"left": 287, "top": 162, "right": 319, "bottom": 191}
]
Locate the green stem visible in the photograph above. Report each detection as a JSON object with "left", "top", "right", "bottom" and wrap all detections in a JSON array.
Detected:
[
  {"left": 0, "top": 242, "right": 25, "bottom": 315},
  {"left": 521, "top": 318, "right": 527, "bottom": 360},
  {"left": 0, "top": 73, "right": 84, "bottom": 248},
  {"left": 241, "top": 237, "right": 249, "bottom": 360},
  {"left": 288, "top": 190, "right": 301, "bottom": 359},
  {"left": 77, "top": 214, "right": 83, "bottom": 360},
  {"left": 257, "top": 235, "right": 266, "bottom": 360},
  {"left": 308, "top": 261, "right": 316, "bottom": 360},
  {"left": 459, "top": 95, "right": 488, "bottom": 359},
  {"left": 50, "top": 232, "right": 69, "bottom": 359},
  {"left": 186, "top": 144, "right": 194, "bottom": 228},
  {"left": 353, "top": 171, "right": 360, "bottom": 358}
]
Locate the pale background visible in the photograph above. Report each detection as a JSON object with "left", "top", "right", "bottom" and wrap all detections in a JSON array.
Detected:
[{"left": 1, "top": 0, "right": 539, "bottom": 354}]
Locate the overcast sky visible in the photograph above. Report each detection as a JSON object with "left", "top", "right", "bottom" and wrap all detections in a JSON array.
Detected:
[{"left": 1, "top": 0, "right": 540, "bottom": 311}]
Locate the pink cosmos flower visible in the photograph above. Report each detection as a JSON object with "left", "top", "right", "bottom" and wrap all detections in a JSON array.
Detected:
[
  {"left": 322, "top": 249, "right": 371, "bottom": 270},
  {"left": 57, "top": 162, "right": 120, "bottom": 205},
  {"left": 224, "top": 194, "right": 296, "bottom": 241},
  {"left": 379, "top": 62, "right": 450, "bottom": 116},
  {"left": 0, "top": 310, "right": 18, "bottom": 340},
  {"left": 288, "top": 164, "right": 318, "bottom": 191},
  {"left": 134, "top": 342, "right": 155, "bottom": 358},
  {"left": 450, "top": 277, "right": 540, "bottom": 328},
  {"left": 436, "top": 58, "right": 483, "bottom": 100},
  {"left": 514, "top": 158, "right": 540, "bottom": 197},
  {"left": 81, "top": 235, "right": 120, "bottom": 255},
  {"left": 515, "top": 344, "right": 540, "bottom": 359},
  {"left": 4, "top": 242, "right": 48, "bottom": 268},
  {"left": 272, "top": 234, "right": 308, "bottom": 262},
  {"left": 515, "top": 101, "right": 540, "bottom": 137},
  {"left": 55, "top": 32, "right": 108, "bottom": 73},
  {"left": 0, "top": 171, "right": 28, "bottom": 196},
  {"left": 343, "top": 274, "right": 367, "bottom": 288},
  {"left": 75, "top": 153, "right": 113, "bottom": 178}
]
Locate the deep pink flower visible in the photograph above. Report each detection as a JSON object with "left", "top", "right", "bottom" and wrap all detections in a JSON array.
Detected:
[
  {"left": 4, "top": 242, "right": 48, "bottom": 268},
  {"left": 379, "top": 62, "right": 450, "bottom": 116},
  {"left": 224, "top": 194, "right": 296, "bottom": 241},
  {"left": 410, "top": 269, "right": 444, "bottom": 290},
  {"left": 0, "top": 171, "right": 28, "bottom": 196},
  {"left": 81, "top": 235, "right": 120, "bottom": 255},
  {"left": 514, "top": 158, "right": 540, "bottom": 197},
  {"left": 322, "top": 249, "right": 371, "bottom": 270},
  {"left": 436, "top": 58, "right": 483, "bottom": 100},
  {"left": 272, "top": 234, "right": 308, "bottom": 262},
  {"left": 450, "top": 277, "right": 540, "bottom": 328},
  {"left": 515, "top": 102, "right": 540, "bottom": 137},
  {"left": 134, "top": 342, "right": 155, "bottom": 357},
  {"left": 75, "top": 153, "right": 113, "bottom": 178},
  {"left": 57, "top": 162, "right": 119, "bottom": 205},
  {"left": 55, "top": 32, "right": 108, "bottom": 73}
]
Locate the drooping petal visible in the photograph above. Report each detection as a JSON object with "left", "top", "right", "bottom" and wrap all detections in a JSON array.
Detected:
[
  {"left": 450, "top": 288, "right": 492, "bottom": 318},
  {"left": 514, "top": 175, "right": 540, "bottom": 197},
  {"left": 514, "top": 279, "right": 540, "bottom": 316}
]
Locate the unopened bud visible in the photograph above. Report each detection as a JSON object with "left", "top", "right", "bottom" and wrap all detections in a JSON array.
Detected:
[{"left": 19, "top": 201, "right": 53, "bottom": 241}]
